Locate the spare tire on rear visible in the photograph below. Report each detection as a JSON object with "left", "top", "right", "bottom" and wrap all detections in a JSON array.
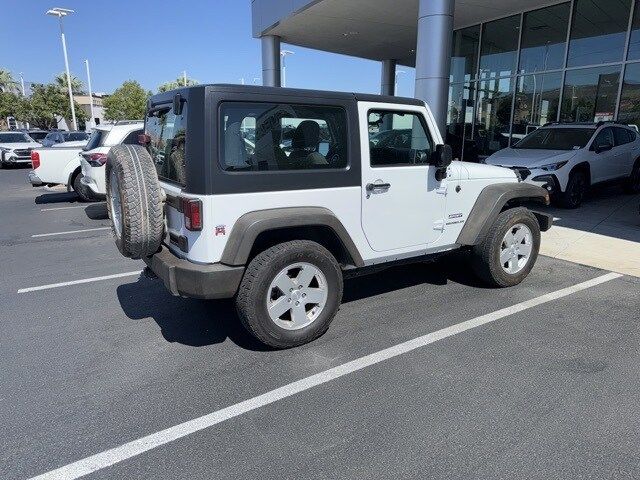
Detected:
[{"left": 105, "top": 144, "right": 165, "bottom": 259}]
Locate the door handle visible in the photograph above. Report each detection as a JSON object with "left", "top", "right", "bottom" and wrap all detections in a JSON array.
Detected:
[{"left": 366, "top": 182, "right": 391, "bottom": 192}]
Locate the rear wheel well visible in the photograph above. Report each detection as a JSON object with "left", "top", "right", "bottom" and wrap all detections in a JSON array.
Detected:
[
  {"left": 247, "top": 226, "right": 355, "bottom": 268},
  {"left": 69, "top": 166, "right": 82, "bottom": 185}
]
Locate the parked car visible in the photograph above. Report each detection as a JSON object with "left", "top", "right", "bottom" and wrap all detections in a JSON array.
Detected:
[
  {"left": 80, "top": 121, "right": 143, "bottom": 197},
  {"left": 104, "top": 84, "right": 552, "bottom": 348},
  {"left": 40, "top": 131, "right": 90, "bottom": 147},
  {"left": 29, "top": 142, "right": 97, "bottom": 201},
  {"left": 21, "top": 129, "right": 49, "bottom": 144},
  {"left": 485, "top": 121, "right": 640, "bottom": 208},
  {"left": 0, "top": 131, "right": 41, "bottom": 168}
]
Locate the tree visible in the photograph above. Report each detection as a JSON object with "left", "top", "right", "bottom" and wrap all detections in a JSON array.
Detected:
[
  {"left": 0, "top": 69, "right": 17, "bottom": 93},
  {"left": 0, "top": 91, "right": 22, "bottom": 120},
  {"left": 15, "top": 83, "right": 86, "bottom": 130},
  {"left": 158, "top": 76, "right": 198, "bottom": 93},
  {"left": 54, "top": 72, "right": 84, "bottom": 94},
  {"left": 103, "top": 80, "right": 149, "bottom": 121}
]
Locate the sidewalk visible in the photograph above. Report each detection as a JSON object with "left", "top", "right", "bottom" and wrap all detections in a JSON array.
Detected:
[{"left": 540, "top": 186, "right": 640, "bottom": 278}]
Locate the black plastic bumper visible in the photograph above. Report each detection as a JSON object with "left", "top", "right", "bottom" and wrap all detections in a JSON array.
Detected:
[{"left": 143, "top": 246, "right": 245, "bottom": 299}]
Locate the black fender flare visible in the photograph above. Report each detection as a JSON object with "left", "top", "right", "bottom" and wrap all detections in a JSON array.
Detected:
[
  {"left": 220, "top": 207, "right": 365, "bottom": 267},
  {"left": 456, "top": 183, "right": 551, "bottom": 246}
]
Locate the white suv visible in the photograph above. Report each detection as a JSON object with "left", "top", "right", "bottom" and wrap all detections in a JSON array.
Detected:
[
  {"left": 105, "top": 85, "right": 552, "bottom": 348},
  {"left": 486, "top": 122, "right": 640, "bottom": 208},
  {"left": 0, "top": 131, "right": 41, "bottom": 168},
  {"left": 80, "top": 121, "right": 143, "bottom": 197}
]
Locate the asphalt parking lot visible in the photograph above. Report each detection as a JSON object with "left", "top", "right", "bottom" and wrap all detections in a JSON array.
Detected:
[{"left": 2, "top": 166, "right": 640, "bottom": 480}]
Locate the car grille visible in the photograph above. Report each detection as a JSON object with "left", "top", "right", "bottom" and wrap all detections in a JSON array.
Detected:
[
  {"left": 14, "top": 148, "right": 32, "bottom": 157},
  {"left": 510, "top": 167, "right": 531, "bottom": 181}
]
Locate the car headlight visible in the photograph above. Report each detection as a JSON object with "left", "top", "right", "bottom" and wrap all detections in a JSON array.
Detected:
[
  {"left": 539, "top": 161, "right": 568, "bottom": 171},
  {"left": 0, "top": 147, "right": 10, "bottom": 153}
]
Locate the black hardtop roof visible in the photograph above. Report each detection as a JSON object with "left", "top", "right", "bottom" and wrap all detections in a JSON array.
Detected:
[{"left": 150, "top": 83, "right": 425, "bottom": 107}]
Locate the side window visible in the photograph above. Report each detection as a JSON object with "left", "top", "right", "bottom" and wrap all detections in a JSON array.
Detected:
[
  {"left": 146, "top": 106, "right": 187, "bottom": 185},
  {"left": 220, "top": 102, "right": 348, "bottom": 171},
  {"left": 613, "top": 127, "right": 632, "bottom": 146},
  {"left": 122, "top": 129, "right": 142, "bottom": 145},
  {"left": 368, "top": 110, "right": 433, "bottom": 167},
  {"left": 593, "top": 127, "right": 614, "bottom": 148}
]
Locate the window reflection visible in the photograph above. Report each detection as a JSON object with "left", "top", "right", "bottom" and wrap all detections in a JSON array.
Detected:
[
  {"left": 451, "top": 26, "right": 480, "bottom": 83},
  {"left": 561, "top": 65, "right": 621, "bottom": 122},
  {"left": 512, "top": 72, "right": 562, "bottom": 142},
  {"left": 475, "top": 77, "right": 514, "bottom": 158},
  {"left": 519, "top": 3, "right": 570, "bottom": 73},
  {"left": 618, "top": 63, "right": 640, "bottom": 128},
  {"left": 627, "top": 2, "right": 640, "bottom": 60},
  {"left": 479, "top": 15, "right": 520, "bottom": 78},
  {"left": 446, "top": 82, "right": 477, "bottom": 162},
  {"left": 567, "top": 0, "right": 631, "bottom": 67}
]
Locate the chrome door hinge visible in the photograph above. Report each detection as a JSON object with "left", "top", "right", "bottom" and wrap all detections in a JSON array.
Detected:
[
  {"left": 433, "top": 220, "right": 445, "bottom": 231},
  {"left": 436, "top": 185, "right": 448, "bottom": 195}
]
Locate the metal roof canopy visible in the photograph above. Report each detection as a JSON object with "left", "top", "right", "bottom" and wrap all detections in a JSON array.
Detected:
[{"left": 252, "top": 0, "right": 566, "bottom": 67}]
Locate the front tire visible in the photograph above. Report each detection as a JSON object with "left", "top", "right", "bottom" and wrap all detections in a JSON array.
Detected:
[
  {"left": 235, "top": 240, "right": 343, "bottom": 349},
  {"left": 471, "top": 207, "right": 540, "bottom": 288},
  {"left": 624, "top": 160, "right": 640, "bottom": 194},
  {"left": 558, "top": 170, "right": 588, "bottom": 208}
]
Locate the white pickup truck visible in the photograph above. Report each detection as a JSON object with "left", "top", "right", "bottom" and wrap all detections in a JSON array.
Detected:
[{"left": 28, "top": 141, "right": 96, "bottom": 201}]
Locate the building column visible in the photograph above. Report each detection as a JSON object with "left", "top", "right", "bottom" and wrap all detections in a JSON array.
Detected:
[
  {"left": 414, "top": 0, "right": 454, "bottom": 137},
  {"left": 380, "top": 59, "right": 397, "bottom": 96},
  {"left": 261, "top": 35, "right": 281, "bottom": 87}
]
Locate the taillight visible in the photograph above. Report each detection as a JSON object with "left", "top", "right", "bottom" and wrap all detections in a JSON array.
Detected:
[
  {"left": 31, "top": 151, "right": 40, "bottom": 169},
  {"left": 86, "top": 152, "right": 108, "bottom": 167},
  {"left": 181, "top": 198, "right": 202, "bottom": 231},
  {"left": 138, "top": 133, "right": 151, "bottom": 145}
]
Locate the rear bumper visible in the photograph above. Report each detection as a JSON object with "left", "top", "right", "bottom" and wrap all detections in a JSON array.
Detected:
[
  {"left": 143, "top": 245, "right": 245, "bottom": 299},
  {"left": 28, "top": 171, "right": 44, "bottom": 186}
]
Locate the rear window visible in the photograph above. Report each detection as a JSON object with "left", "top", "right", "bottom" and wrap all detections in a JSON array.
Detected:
[
  {"left": 219, "top": 102, "right": 348, "bottom": 171},
  {"left": 64, "top": 132, "right": 89, "bottom": 142},
  {"left": 0, "top": 132, "right": 31, "bottom": 143},
  {"left": 83, "top": 129, "right": 108, "bottom": 151},
  {"left": 146, "top": 106, "right": 187, "bottom": 185}
]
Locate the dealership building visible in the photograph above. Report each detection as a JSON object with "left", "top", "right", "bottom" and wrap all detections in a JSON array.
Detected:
[{"left": 252, "top": 0, "right": 640, "bottom": 161}]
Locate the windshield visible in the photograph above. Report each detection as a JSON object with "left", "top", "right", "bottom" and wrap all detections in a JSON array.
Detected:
[
  {"left": 0, "top": 132, "right": 31, "bottom": 143},
  {"left": 513, "top": 127, "right": 594, "bottom": 150}
]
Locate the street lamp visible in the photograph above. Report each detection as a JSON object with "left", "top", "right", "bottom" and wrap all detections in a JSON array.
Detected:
[
  {"left": 395, "top": 70, "right": 406, "bottom": 95},
  {"left": 280, "top": 50, "right": 294, "bottom": 87},
  {"left": 46, "top": 7, "right": 77, "bottom": 130},
  {"left": 84, "top": 59, "right": 95, "bottom": 130}
]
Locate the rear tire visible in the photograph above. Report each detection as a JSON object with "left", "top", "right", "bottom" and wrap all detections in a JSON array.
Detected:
[
  {"left": 558, "top": 169, "right": 588, "bottom": 208},
  {"left": 105, "top": 145, "right": 164, "bottom": 259},
  {"left": 624, "top": 160, "right": 640, "bottom": 194},
  {"left": 235, "top": 240, "right": 343, "bottom": 349},
  {"left": 471, "top": 207, "right": 540, "bottom": 288},
  {"left": 72, "top": 173, "right": 96, "bottom": 202}
]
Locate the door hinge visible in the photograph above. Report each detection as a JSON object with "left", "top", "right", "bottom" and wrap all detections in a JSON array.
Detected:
[
  {"left": 436, "top": 185, "right": 448, "bottom": 195},
  {"left": 433, "top": 220, "right": 445, "bottom": 231}
]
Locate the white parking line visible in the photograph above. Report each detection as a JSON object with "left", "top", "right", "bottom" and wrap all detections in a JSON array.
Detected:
[
  {"left": 18, "top": 271, "right": 142, "bottom": 294},
  {"left": 27, "top": 271, "right": 622, "bottom": 480},
  {"left": 40, "top": 205, "right": 92, "bottom": 211},
  {"left": 31, "top": 227, "right": 111, "bottom": 238}
]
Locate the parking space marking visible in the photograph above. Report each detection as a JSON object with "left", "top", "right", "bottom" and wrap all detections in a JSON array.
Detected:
[
  {"left": 18, "top": 271, "right": 142, "bottom": 294},
  {"left": 40, "top": 205, "right": 93, "bottom": 211},
  {"left": 31, "top": 227, "right": 111, "bottom": 238},
  {"left": 27, "top": 271, "right": 622, "bottom": 480}
]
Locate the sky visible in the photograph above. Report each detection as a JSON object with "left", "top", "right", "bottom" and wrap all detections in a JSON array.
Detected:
[{"left": 1, "top": 0, "right": 416, "bottom": 96}]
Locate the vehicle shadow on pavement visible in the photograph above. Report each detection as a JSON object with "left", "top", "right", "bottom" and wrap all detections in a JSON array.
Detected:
[
  {"left": 116, "top": 253, "right": 486, "bottom": 350},
  {"left": 34, "top": 191, "right": 82, "bottom": 204},
  {"left": 84, "top": 203, "right": 108, "bottom": 220},
  {"left": 116, "top": 279, "right": 269, "bottom": 351}
]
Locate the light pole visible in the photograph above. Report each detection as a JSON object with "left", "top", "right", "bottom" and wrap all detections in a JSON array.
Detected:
[
  {"left": 183, "top": 70, "right": 187, "bottom": 86},
  {"left": 19, "top": 73, "right": 25, "bottom": 96},
  {"left": 46, "top": 7, "right": 77, "bottom": 131},
  {"left": 280, "top": 50, "right": 294, "bottom": 87},
  {"left": 395, "top": 70, "right": 406, "bottom": 95},
  {"left": 84, "top": 59, "right": 95, "bottom": 130}
]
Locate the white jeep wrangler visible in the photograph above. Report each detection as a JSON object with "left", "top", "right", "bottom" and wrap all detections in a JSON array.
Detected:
[{"left": 106, "top": 85, "right": 552, "bottom": 348}]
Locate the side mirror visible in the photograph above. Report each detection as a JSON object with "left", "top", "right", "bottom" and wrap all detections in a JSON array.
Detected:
[
  {"left": 431, "top": 144, "right": 453, "bottom": 168},
  {"left": 173, "top": 93, "right": 184, "bottom": 115},
  {"left": 594, "top": 142, "right": 613, "bottom": 153}
]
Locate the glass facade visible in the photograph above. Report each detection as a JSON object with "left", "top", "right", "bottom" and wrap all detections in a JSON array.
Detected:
[{"left": 446, "top": 0, "right": 640, "bottom": 161}]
